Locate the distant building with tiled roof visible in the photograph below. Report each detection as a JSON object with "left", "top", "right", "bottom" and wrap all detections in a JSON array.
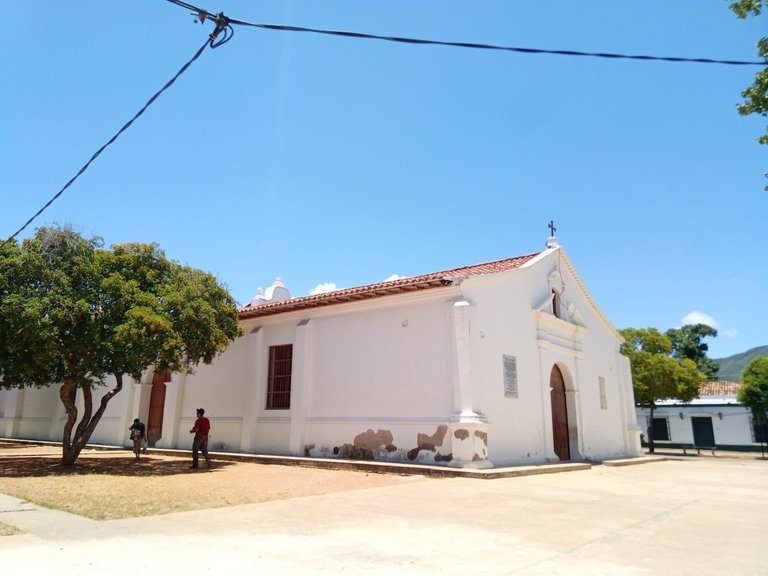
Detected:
[
  {"left": 637, "top": 380, "right": 766, "bottom": 452},
  {"left": 699, "top": 381, "right": 740, "bottom": 398}
]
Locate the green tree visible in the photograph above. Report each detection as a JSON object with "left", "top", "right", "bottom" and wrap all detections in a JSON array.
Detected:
[
  {"left": 730, "top": 1, "right": 768, "bottom": 187},
  {"left": 0, "top": 226, "right": 242, "bottom": 465},
  {"left": 620, "top": 327, "right": 703, "bottom": 453},
  {"left": 737, "top": 356, "right": 768, "bottom": 444},
  {"left": 665, "top": 324, "right": 719, "bottom": 381}
]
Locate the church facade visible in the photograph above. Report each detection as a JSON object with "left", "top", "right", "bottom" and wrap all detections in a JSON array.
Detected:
[{"left": 0, "top": 239, "right": 641, "bottom": 467}]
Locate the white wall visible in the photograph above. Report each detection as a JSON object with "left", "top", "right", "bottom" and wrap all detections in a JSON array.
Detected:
[
  {"left": 460, "top": 250, "right": 638, "bottom": 464},
  {"left": 0, "top": 247, "right": 639, "bottom": 466},
  {"left": 637, "top": 404, "right": 759, "bottom": 449}
]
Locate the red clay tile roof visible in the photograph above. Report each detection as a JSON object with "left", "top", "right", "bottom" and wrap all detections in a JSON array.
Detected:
[
  {"left": 699, "top": 381, "right": 740, "bottom": 397},
  {"left": 238, "top": 251, "right": 541, "bottom": 320}
]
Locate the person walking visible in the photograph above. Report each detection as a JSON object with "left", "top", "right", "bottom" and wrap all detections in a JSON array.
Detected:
[
  {"left": 190, "top": 408, "right": 211, "bottom": 469},
  {"left": 129, "top": 418, "right": 146, "bottom": 461}
]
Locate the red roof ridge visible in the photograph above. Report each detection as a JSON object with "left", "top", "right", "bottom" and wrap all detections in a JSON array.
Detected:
[
  {"left": 699, "top": 380, "right": 740, "bottom": 396},
  {"left": 238, "top": 251, "right": 541, "bottom": 319}
]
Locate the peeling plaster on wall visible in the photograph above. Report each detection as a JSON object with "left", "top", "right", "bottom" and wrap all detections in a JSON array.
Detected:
[
  {"left": 407, "top": 447, "right": 452, "bottom": 462},
  {"left": 454, "top": 429, "right": 469, "bottom": 441},
  {"left": 417, "top": 425, "right": 448, "bottom": 448},
  {"left": 407, "top": 425, "right": 451, "bottom": 461},
  {"left": 474, "top": 430, "right": 488, "bottom": 446},
  {"left": 323, "top": 428, "right": 400, "bottom": 461},
  {"left": 353, "top": 428, "right": 394, "bottom": 451},
  {"left": 311, "top": 426, "right": 454, "bottom": 464}
]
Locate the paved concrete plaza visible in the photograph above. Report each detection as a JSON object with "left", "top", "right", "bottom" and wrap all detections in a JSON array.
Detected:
[{"left": 0, "top": 456, "right": 765, "bottom": 575}]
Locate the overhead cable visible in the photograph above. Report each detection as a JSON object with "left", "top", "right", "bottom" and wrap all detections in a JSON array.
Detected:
[
  {"left": 8, "top": 38, "right": 215, "bottom": 242},
  {"left": 168, "top": 0, "right": 767, "bottom": 66}
]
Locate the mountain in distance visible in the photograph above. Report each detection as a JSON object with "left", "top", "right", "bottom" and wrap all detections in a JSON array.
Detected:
[{"left": 714, "top": 345, "right": 768, "bottom": 381}]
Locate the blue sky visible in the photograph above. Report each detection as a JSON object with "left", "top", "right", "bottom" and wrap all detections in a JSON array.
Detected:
[{"left": 1, "top": 1, "right": 765, "bottom": 359}]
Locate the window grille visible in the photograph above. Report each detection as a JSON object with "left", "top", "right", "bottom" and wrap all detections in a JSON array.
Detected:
[{"left": 266, "top": 344, "right": 293, "bottom": 410}]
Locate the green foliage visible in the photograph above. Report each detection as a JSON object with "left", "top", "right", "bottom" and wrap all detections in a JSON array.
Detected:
[
  {"left": 737, "top": 356, "right": 768, "bottom": 415},
  {"left": 0, "top": 226, "right": 242, "bottom": 464},
  {"left": 715, "top": 344, "right": 768, "bottom": 380},
  {"left": 730, "top": 0, "right": 765, "bottom": 19},
  {"left": 665, "top": 324, "right": 719, "bottom": 380},
  {"left": 729, "top": 1, "right": 768, "bottom": 187},
  {"left": 1, "top": 228, "right": 241, "bottom": 388},
  {"left": 620, "top": 327, "right": 704, "bottom": 408}
]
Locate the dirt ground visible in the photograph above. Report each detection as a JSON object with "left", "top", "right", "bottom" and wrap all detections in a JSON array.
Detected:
[{"left": 0, "top": 442, "right": 428, "bottom": 520}]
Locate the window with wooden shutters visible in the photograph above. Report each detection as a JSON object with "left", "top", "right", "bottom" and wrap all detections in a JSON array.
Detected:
[{"left": 266, "top": 344, "right": 293, "bottom": 410}]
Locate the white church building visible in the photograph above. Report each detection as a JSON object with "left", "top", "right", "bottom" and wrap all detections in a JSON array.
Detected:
[{"left": 0, "top": 238, "right": 642, "bottom": 467}]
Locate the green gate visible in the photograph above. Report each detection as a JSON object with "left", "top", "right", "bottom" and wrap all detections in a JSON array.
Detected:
[{"left": 692, "top": 417, "right": 716, "bottom": 448}]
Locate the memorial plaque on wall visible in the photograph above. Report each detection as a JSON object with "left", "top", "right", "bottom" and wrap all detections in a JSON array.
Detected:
[{"left": 503, "top": 355, "right": 518, "bottom": 398}]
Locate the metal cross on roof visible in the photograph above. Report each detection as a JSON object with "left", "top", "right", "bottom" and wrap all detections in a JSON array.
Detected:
[{"left": 548, "top": 220, "right": 557, "bottom": 236}]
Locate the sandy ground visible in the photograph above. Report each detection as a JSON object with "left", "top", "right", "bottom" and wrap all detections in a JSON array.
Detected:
[{"left": 0, "top": 442, "right": 427, "bottom": 520}]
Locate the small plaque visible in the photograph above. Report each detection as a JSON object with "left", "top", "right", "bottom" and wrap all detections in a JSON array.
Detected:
[
  {"left": 503, "top": 355, "right": 518, "bottom": 398},
  {"left": 599, "top": 376, "right": 607, "bottom": 409}
]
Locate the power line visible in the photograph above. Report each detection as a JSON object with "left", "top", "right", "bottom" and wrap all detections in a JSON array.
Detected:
[
  {"left": 7, "top": 38, "right": 214, "bottom": 242},
  {"left": 8, "top": 3, "right": 766, "bottom": 242},
  {"left": 169, "top": 0, "right": 767, "bottom": 66}
]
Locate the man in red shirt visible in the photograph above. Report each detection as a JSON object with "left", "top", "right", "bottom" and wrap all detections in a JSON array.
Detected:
[{"left": 190, "top": 408, "right": 211, "bottom": 469}]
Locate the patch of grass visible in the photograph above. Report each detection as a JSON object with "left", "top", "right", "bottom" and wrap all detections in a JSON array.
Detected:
[
  {"left": 0, "top": 521, "right": 23, "bottom": 536},
  {"left": 0, "top": 447, "right": 423, "bottom": 520}
]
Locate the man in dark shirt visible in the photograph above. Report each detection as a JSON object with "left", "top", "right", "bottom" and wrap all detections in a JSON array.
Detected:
[
  {"left": 129, "top": 418, "right": 146, "bottom": 461},
  {"left": 190, "top": 408, "right": 211, "bottom": 469}
]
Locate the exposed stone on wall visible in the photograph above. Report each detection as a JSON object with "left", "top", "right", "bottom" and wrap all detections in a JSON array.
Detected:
[
  {"left": 306, "top": 444, "right": 337, "bottom": 458},
  {"left": 407, "top": 425, "right": 450, "bottom": 461},
  {"left": 407, "top": 447, "right": 422, "bottom": 461},
  {"left": 474, "top": 430, "right": 488, "bottom": 446},
  {"left": 338, "top": 443, "right": 375, "bottom": 460},
  {"left": 325, "top": 424, "right": 453, "bottom": 464}
]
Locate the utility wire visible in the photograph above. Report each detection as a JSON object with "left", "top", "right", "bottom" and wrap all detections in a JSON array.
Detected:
[
  {"left": 7, "top": 39, "right": 213, "bottom": 242},
  {"left": 9, "top": 2, "right": 766, "bottom": 242},
  {"left": 168, "top": 0, "right": 767, "bottom": 66}
]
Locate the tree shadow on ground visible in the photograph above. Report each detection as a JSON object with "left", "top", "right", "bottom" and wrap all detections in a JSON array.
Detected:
[{"left": 0, "top": 455, "right": 236, "bottom": 478}]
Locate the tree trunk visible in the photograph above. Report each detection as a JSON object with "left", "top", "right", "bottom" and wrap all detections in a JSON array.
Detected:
[
  {"left": 647, "top": 404, "right": 656, "bottom": 454},
  {"left": 59, "top": 375, "right": 124, "bottom": 466}
]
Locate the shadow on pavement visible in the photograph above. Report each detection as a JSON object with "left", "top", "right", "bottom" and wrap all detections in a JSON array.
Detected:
[{"left": 0, "top": 455, "right": 235, "bottom": 478}]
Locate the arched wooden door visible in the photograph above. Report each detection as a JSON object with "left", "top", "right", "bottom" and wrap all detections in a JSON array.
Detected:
[
  {"left": 550, "top": 365, "right": 570, "bottom": 461},
  {"left": 147, "top": 370, "right": 170, "bottom": 447}
]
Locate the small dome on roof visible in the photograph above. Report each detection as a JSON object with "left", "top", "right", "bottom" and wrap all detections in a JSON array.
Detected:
[{"left": 251, "top": 277, "right": 291, "bottom": 306}]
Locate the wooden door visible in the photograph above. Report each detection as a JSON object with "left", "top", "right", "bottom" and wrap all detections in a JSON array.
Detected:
[
  {"left": 550, "top": 365, "right": 570, "bottom": 461},
  {"left": 146, "top": 370, "right": 169, "bottom": 446}
]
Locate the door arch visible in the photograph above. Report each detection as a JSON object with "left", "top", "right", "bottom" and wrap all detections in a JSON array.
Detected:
[{"left": 550, "top": 365, "right": 570, "bottom": 461}]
